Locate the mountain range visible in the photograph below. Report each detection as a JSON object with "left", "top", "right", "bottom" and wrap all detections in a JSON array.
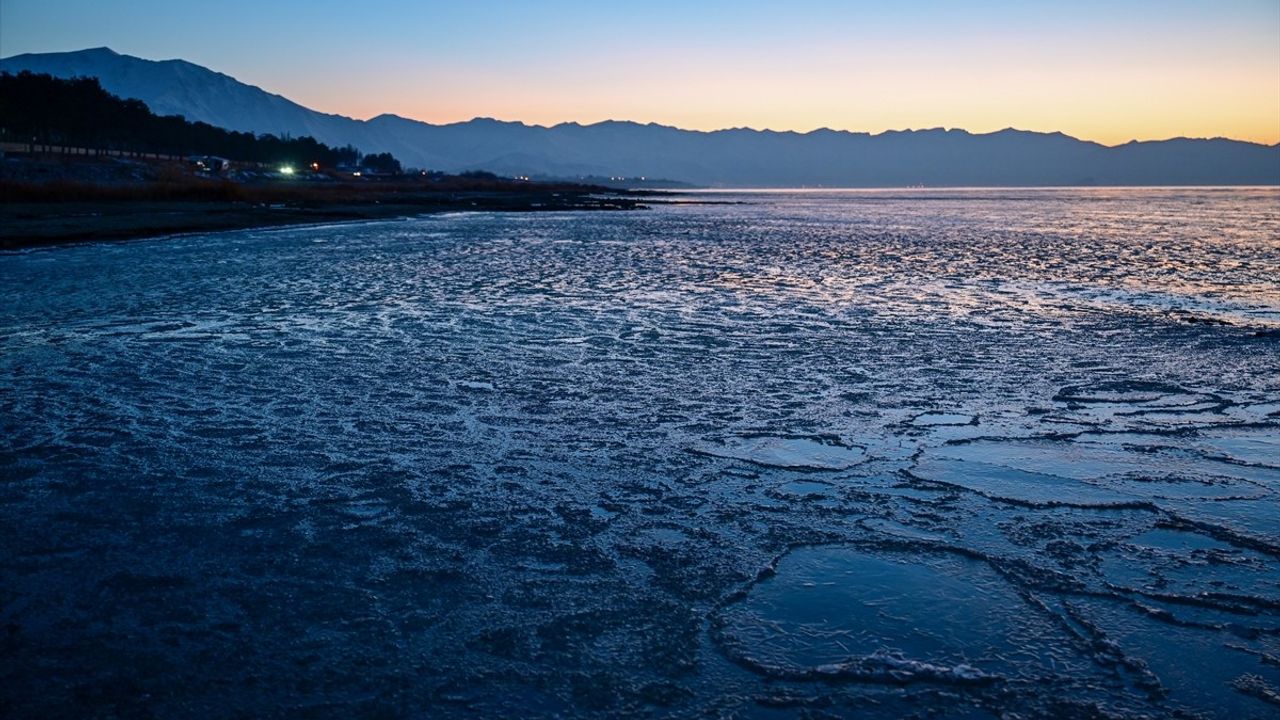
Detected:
[{"left": 2, "top": 47, "right": 1277, "bottom": 187}]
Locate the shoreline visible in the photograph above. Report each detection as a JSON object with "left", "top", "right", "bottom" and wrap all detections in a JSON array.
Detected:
[{"left": 0, "top": 191, "right": 652, "bottom": 250}]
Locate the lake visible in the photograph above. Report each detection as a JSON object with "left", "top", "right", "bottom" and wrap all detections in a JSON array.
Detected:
[{"left": 2, "top": 188, "right": 1278, "bottom": 718}]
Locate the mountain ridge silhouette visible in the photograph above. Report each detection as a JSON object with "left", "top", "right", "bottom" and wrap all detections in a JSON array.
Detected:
[{"left": 3, "top": 47, "right": 1276, "bottom": 186}]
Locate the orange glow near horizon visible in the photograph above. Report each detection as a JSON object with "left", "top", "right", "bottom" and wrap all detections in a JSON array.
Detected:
[{"left": 296, "top": 53, "right": 1280, "bottom": 146}]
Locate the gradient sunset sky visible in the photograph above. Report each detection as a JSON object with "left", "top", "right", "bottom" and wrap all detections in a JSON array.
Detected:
[{"left": 2, "top": 0, "right": 1278, "bottom": 145}]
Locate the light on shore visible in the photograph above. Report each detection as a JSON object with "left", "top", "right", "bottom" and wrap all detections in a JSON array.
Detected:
[{"left": 279, "top": 165, "right": 295, "bottom": 175}]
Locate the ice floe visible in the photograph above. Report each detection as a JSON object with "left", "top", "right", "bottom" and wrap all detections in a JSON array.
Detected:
[{"left": 693, "top": 436, "right": 866, "bottom": 470}]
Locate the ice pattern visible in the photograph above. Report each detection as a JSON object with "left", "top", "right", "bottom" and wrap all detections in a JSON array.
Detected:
[{"left": 1, "top": 187, "right": 1278, "bottom": 718}]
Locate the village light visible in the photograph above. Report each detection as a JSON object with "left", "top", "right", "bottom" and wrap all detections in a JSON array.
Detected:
[{"left": 279, "top": 165, "right": 295, "bottom": 175}]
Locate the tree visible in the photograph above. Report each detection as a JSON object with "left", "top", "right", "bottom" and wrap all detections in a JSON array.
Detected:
[
  {"left": 361, "top": 152, "right": 402, "bottom": 175},
  {"left": 0, "top": 72, "right": 397, "bottom": 170}
]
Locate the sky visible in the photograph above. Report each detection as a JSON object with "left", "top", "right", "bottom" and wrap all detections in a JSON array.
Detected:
[{"left": 2, "top": 0, "right": 1278, "bottom": 145}]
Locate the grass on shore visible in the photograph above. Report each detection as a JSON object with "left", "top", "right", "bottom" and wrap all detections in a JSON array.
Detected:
[{"left": 0, "top": 156, "right": 653, "bottom": 248}]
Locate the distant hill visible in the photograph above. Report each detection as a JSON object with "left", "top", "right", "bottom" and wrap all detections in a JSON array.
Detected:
[
  {"left": 3, "top": 47, "right": 1277, "bottom": 187},
  {"left": 1, "top": 71, "right": 365, "bottom": 168}
]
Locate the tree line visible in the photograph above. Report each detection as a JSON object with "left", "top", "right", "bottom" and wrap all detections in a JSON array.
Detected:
[{"left": 0, "top": 71, "right": 403, "bottom": 170}]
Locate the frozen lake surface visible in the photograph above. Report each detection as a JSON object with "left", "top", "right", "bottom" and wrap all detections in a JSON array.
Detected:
[{"left": 2, "top": 188, "right": 1279, "bottom": 718}]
